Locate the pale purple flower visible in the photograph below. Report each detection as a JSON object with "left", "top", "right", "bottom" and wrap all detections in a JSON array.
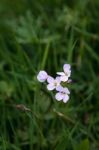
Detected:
[
  {"left": 37, "top": 71, "right": 48, "bottom": 82},
  {"left": 55, "top": 85, "right": 70, "bottom": 103},
  {"left": 57, "top": 64, "right": 71, "bottom": 82},
  {"left": 47, "top": 76, "right": 61, "bottom": 91}
]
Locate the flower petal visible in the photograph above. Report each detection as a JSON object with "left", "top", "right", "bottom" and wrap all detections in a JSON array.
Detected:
[
  {"left": 63, "top": 94, "right": 69, "bottom": 103},
  {"left": 56, "top": 85, "right": 64, "bottom": 92},
  {"left": 63, "top": 87, "right": 70, "bottom": 94},
  {"left": 55, "top": 92, "right": 64, "bottom": 101},
  {"left": 55, "top": 76, "right": 61, "bottom": 83},
  {"left": 63, "top": 64, "right": 71, "bottom": 73},
  {"left": 60, "top": 75, "right": 68, "bottom": 82},
  {"left": 37, "top": 71, "right": 48, "bottom": 82},
  {"left": 47, "top": 76, "right": 54, "bottom": 83},
  {"left": 47, "top": 83, "right": 55, "bottom": 91},
  {"left": 67, "top": 79, "right": 72, "bottom": 83},
  {"left": 57, "top": 72, "right": 65, "bottom": 76},
  {"left": 66, "top": 70, "right": 71, "bottom": 77}
]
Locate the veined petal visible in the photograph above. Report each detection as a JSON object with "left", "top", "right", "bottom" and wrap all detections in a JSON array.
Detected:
[
  {"left": 60, "top": 75, "right": 68, "bottom": 82},
  {"left": 57, "top": 72, "right": 65, "bottom": 76},
  {"left": 63, "top": 94, "right": 69, "bottom": 103},
  {"left": 55, "top": 92, "right": 64, "bottom": 101},
  {"left": 47, "top": 76, "right": 54, "bottom": 83},
  {"left": 63, "top": 64, "right": 71, "bottom": 73},
  {"left": 47, "top": 83, "right": 55, "bottom": 91}
]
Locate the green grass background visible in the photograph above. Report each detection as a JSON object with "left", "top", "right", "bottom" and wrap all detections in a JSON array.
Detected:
[{"left": 0, "top": 0, "right": 99, "bottom": 149}]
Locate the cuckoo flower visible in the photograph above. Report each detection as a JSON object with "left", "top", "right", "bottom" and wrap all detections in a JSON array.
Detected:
[
  {"left": 37, "top": 71, "right": 48, "bottom": 82},
  {"left": 55, "top": 85, "right": 70, "bottom": 103},
  {"left": 57, "top": 64, "right": 71, "bottom": 82},
  {"left": 47, "top": 76, "right": 61, "bottom": 91}
]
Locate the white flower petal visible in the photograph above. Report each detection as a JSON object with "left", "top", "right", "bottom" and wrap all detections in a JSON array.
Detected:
[
  {"left": 63, "top": 94, "right": 69, "bottom": 103},
  {"left": 63, "top": 88, "right": 70, "bottom": 94},
  {"left": 37, "top": 75, "right": 44, "bottom": 82},
  {"left": 60, "top": 75, "right": 68, "bottom": 82},
  {"left": 56, "top": 85, "right": 64, "bottom": 92},
  {"left": 55, "top": 92, "right": 64, "bottom": 101},
  {"left": 63, "top": 64, "right": 71, "bottom": 73},
  {"left": 55, "top": 76, "right": 61, "bottom": 83},
  {"left": 66, "top": 70, "right": 71, "bottom": 77},
  {"left": 57, "top": 72, "right": 65, "bottom": 76},
  {"left": 47, "top": 76, "right": 54, "bottom": 83},
  {"left": 47, "top": 83, "right": 55, "bottom": 91},
  {"left": 37, "top": 71, "right": 48, "bottom": 82}
]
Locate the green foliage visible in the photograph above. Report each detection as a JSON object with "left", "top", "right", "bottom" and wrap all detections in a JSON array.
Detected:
[
  {"left": 74, "top": 139, "right": 89, "bottom": 150},
  {"left": 0, "top": 0, "right": 99, "bottom": 149}
]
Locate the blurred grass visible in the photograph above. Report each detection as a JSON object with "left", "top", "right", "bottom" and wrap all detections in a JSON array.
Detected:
[{"left": 0, "top": 0, "right": 99, "bottom": 150}]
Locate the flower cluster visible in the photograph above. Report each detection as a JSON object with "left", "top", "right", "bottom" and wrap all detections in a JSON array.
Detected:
[{"left": 37, "top": 64, "right": 71, "bottom": 103}]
